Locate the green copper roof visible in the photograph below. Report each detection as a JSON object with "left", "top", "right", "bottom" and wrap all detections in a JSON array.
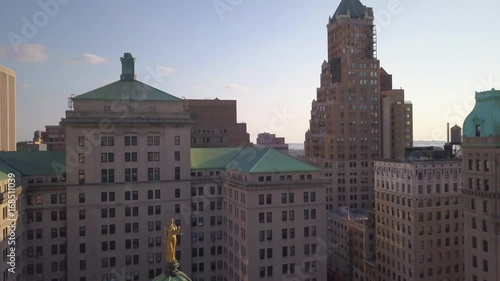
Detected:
[
  {"left": 191, "top": 147, "right": 319, "bottom": 173},
  {"left": 0, "top": 151, "right": 65, "bottom": 176},
  {"left": 72, "top": 80, "right": 182, "bottom": 102},
  {"left": 463, "top": 89, "right": 500, "bottom": 138},
  {"left": 191, "top": 147, "right": 243, "bottom": 170},
  {"left": 0, "top": 160, "right": 21, "bottom": 182},
  {"left": 152, "top": 272, "right": 191, "bottom": 281},
  {"left": 226, "top": 147, "right": 319, "bottom": 173},
  {"left": 333, "top": 0, "right": 366, "bottom": 19}
]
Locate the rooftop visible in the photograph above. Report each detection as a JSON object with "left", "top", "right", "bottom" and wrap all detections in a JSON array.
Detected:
[
  {"left": 330, "top": 206, "right": 370, "bottom": 220},
  {"left": 463, "top": 89, "right": 500, "bottom": 138},
  {"left": 0, "top": 151, "right": 65, "bottom": 177},
  {"left": 72, "top": 53, "right": 181, "bottom": 102},
  {"left": 72, "top": 80, "right": 181, "bottom": 102},
  {"left": 191, "top": 146, "right": 319, "bottom": 173},
  {"left": 332, "top": 0, "right": 366, "bottom": 19}
]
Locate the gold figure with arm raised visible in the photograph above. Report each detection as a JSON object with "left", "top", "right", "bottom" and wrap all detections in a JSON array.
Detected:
[{"left": 164, "top": 218, "right": 181, "bottom": 262}]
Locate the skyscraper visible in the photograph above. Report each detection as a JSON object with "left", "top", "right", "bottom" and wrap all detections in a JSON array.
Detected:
[
  {"left": 305, "top": 0, "right": 380, "bottom": 210},
  {"left": 462, "top": 89, "right": 500, "bottom": 281},
  {"left": 0, "top": 65, "right": 16, "bottom": 151}
]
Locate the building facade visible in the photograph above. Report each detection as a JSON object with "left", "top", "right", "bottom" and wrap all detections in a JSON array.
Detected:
[
  {"left": 191, "top": 147, "right": 328, "bottom": 281},
  {"left": 42, "top": 125, "right": 66, "bottom": 151},
  {"left": 0, "top": 66, "right": 16, "bottom": 151},
  {"left": 327, "top": 207, "right": 376, "bottom": 281},
  {"left": 375, "top": 157, "right": 463, "bottom": 281},
  {"left": 255, "top": 132, "right": 288, "bottom": 152},
  {"left": 60, "top": 53, "right": 194, "bottom": 281},
  {"left": 186, "top": 99, "right": 250, "bottom": 148},
  {"left": 462, "top": 89, "right": 500, "bottom": 281},
  {"left": 15, "top": 142, "right": 47, "bottom": 152},
  {"left": 380, "top": 68, "right": 413, "bottom": 159},
  {"left": 304, "top": 0, "right": 380, "bottom": 210}
]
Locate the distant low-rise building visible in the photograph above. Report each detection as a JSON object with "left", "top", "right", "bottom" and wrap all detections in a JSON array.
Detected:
[
  {"left": 256, "top": 132, "right": 289, "bottom": 152},
  {"left": 42, "top": 125, "right": 66, "bottom": 151},
  {"left": 16, "top": 141, "right": 47, "bottom": 152}
]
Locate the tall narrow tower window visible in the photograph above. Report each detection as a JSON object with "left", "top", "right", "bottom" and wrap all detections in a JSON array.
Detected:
[{"left": 475, "top": 125, "right": 481, "bottom": 137}]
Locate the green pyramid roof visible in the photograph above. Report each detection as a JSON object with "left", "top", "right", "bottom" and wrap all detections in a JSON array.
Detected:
[
  {"left": 191, "top": 147, "right": 319, "bottom": 173},
  {"left": 226, "top": 147, "right": 318, "bottom": 173},
  {"left": 72, "top": 80, "right": 181, "bottom": 102},
  {"left": 190, "top": 147, "right": 243, "bottom": 170}
]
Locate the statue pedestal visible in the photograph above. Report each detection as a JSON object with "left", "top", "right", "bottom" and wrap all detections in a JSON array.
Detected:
[{"left": 165, "top": 260, "right": 180, "bottom": 276}]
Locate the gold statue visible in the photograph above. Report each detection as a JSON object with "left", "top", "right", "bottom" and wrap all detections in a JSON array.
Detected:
[{"left": 164, "top": 218, "right": 181, "bottom": 262}]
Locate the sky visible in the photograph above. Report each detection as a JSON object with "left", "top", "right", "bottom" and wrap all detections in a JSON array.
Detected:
[{"left": 1, "top": 0, "right": 500, "bottom": 144}]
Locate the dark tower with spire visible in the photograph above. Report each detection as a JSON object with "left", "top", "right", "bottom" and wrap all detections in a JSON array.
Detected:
[{"left": 305, "top": 0, "right": 380, "bottom": 210}]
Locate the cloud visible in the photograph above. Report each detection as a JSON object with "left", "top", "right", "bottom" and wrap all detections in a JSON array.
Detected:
[
  {"left": 226, "top": 84, "right": 248, "bottom": 91},
  {"left": 64, "top": 53, "right": 110, "bottom": 64},
  {"left": 0, "top": 44, "right": 48, "bottom": 63},
  {"left": 21, "top": 83, "right": 31, "bottom": 89},
  {"left": 193, "top": 85, "right": 203, "bottom": 91},
  {"left": 159, "top": 66, "right": 176, "bottom": 76}
]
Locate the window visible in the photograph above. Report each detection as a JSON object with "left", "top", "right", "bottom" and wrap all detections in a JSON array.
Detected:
[
  {"left": 125, "top": 168, "right": 138, "bottom": 182},
  {"left": 101, "top": 153, "right": 114, "bottom": 163},
  {"left": 482, "top": 240, "right": 488, "bottom": 252},
  {"left": 147, "top": 136, "right": 160, "bottom": 146},
  {"left": 175, "top": 167, "right": 180, "bottom": 180},
  {"left": 79, "top": 209, "right": 85, "bottom": 220},
  {"left": 175, "top": 151, "right": 180, "bottom": 161},
  {"left": 79, "top": 193, "right": 85, "bottom": 203},
  {"left": 475, "top": 124, "right": 481, "bottom": 137},
  {"left": 148, "top": 152, "right": 160, "bottom": 162},
  {"left": 175, "top": 136, "right": 180, "bottom": 145},
  {"left": 78, "top": 136, "right": 84, "bottom": 146},
  {"left": 101, "top": 169, "right": 115, "bottom": 183},
  {"left": 124, "top": 136, "right": 138, "bottom": 146},
  {"left": 125, "top": 152, "right": 137, "bottom": 162},
  {"left": 259, "top": 194, "right": 264, "bottom": 205},
  {"left": 101, "top": 136, "right": 114, "bottom": 146},
  {"left": 79, "top": 170, "right": 85, "bottom": 185},
  {"left": 79, "top": 153, "right": 85, "bottom": 163}
]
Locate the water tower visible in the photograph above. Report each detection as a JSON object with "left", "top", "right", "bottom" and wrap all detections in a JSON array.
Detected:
[{"left": 445, "top": 123, "right": 462, "bottom": 158}]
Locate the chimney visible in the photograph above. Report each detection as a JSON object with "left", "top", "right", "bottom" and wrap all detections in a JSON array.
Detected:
[
  {"left": 120, "top": 53, "right": 136, "bottom": 81},
  {"left": 447, "top": 122, "right": 450, "bottom": 144}
]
